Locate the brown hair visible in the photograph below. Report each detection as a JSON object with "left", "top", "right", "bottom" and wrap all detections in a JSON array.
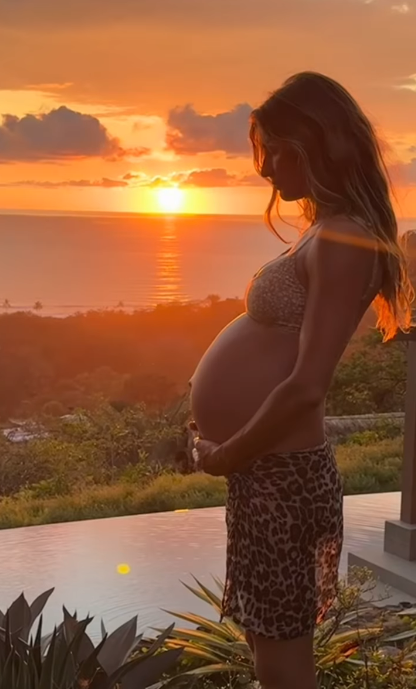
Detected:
[{"left": 250, "top": 71, "right": 414, "bottom": 341}]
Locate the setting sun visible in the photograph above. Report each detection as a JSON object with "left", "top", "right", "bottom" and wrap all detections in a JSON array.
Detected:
[{"left": 156, "top": 187, "right": 185, "bottom": 214}]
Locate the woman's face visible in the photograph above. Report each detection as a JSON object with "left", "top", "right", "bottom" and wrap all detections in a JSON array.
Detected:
[{"left": 260, "top": 139, "right": 309, "bottom": 202}]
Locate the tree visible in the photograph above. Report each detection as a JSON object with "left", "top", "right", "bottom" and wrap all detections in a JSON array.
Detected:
[
  {"left": 122, "top": 373, "right": 177, "bottom": 409},
  {"left": 205, "top": 294, "right": 221, "bottom": 307},
  {"left": 327, "top": 331, "right": 406, "bottom": 415},
  {"left": 33, "top": 301, "right": 43, "bottom": 311}
]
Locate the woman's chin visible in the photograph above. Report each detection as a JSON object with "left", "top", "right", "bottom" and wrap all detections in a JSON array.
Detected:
[{"left": 279, "top": 190, "right": 302, "bottom": 202}]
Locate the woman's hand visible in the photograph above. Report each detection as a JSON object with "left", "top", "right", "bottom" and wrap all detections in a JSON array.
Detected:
[
  {"left": 193, "top": 438, "right": 228, "bottom": 476},
  {"left": 189, "top": 424, "right": 230, "bottom": 476}
]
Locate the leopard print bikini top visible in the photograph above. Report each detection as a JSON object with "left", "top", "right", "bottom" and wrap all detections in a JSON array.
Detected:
[
  {"left": 245, "top": 224, "right": 379, "bottom": 333},
  {"left": 245, "top": 249, "right": 308, "bottom": 332}
]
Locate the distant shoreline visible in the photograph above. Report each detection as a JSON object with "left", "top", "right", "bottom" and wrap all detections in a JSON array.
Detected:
[{"left": 0, "top": 295, "right": 245, "bottom": 319}]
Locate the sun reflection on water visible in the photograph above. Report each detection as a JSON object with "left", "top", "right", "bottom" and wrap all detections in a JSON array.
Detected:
[{"left": 153, "top": 218, "right": 188, "bottom": 304}]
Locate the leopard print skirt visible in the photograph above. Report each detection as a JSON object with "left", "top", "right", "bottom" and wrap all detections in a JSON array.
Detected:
[{"left": 222, "top": 441, "right": 343, "bottom": 640}]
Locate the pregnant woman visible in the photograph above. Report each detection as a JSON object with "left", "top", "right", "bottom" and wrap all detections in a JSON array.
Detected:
[{"left": 190, "top": 72, "right": 413, "bottom": 689}]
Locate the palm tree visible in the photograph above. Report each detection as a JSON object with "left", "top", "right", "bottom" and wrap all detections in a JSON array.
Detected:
[
  {"left": 2, "top": 298, "right": 11, "bottom": 309},
  {"left": 33, "top": 301, "right": 43, "bottom": 311}
]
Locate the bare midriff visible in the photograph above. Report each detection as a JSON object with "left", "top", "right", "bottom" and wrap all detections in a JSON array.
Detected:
[{"left": 190, "top": 313, "right": 325, "bottom": 451}]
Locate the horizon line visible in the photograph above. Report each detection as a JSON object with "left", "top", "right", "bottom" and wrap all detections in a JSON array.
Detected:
[{"left": 0, "top": 208, "right": 416, "bottom": 222}]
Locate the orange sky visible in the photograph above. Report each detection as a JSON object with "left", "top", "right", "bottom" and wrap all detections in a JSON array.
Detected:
[{"left": 0, "top": 0, "right": 416, "bottom": 216}]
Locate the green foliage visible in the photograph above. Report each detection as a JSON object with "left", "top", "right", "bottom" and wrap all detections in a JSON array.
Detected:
[
  {"left": 0, "top": 589, "right": 182, "bottom": 689},
  {"left": 340, "top": 421, "right": 403, "bottom": 447},
  {"left": 0, "top": 428, "right": 405, "bottom": 529},
  {"left": 0, "top": 403, "right": 185, "bottom": 498},
  {"left": 337, "top": 438, "right": 403, "bottom": 494},
  {"left": 3, "top": 573, "right": 416, "bottom": 688},
  {"left": 0, "top": 473, "right": 227, "bottom": 529},
  {"left": 156, "top": 571, "right": 416, "bottom": 689},
  {"left": 327, "top": 331, "right": 407, "bottom": 416}
]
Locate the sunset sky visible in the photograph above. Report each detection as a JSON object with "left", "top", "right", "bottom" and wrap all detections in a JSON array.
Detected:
[{"left": 1, "top": 0, "right": 416, "bottom": 216}]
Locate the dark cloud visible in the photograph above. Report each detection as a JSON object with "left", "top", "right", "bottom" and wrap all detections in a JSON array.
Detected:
[
  {"left": 178, "top": 168, "right": 263, "bottom": 187},
  {"left": 0, "top": 106, "right": 149, "bottom": 162},
  {"left": 144, "top": 168, "right": 265, "bottom": 188},
  {"left": 166, "top": 104, "right": 253, "bottom": 156},
  {"left": 122, "top": 171, "right": 145, "bottom": 181},
  {"left": 0, "top": 178, "right": 129, "bottom": 188}
]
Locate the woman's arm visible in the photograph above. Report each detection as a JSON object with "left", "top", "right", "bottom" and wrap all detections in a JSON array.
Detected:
[{"left": 210, "top": 220, "right": 380, "bottom": 472}]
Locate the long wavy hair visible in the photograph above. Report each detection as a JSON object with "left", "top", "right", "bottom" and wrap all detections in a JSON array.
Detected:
[{"left": 250, "top": 71, "right": 414, "bottom": 341}]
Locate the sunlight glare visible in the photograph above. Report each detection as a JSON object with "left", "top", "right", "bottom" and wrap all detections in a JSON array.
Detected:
[
  {"left": 117, "top": 563, "right": 131, "bottom": 575},
  {"left": 156, "top": 187, "right": 185, "bottom": 214}
]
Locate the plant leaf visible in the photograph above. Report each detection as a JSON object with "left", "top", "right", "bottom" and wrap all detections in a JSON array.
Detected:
[
  {"left": 180, "top": 581, "right": 222, "bottom": 616},
  {"left": 32, "top": 614, "right": 43, "bottom": 678},
  {"left": 98, "top": 616, "right": 137, "bottom": 675},
  {"left": 398, "top": 607, "right": 416, "bottom": 616},
  {"left": 161, "top": 610, "right": 242, "bottom": 641},
  {"left": 211, "top": 576, "right": 225, "bottom": 594},
  {"left": 326, "top": 627, "right": 382, "bottom": 646},
  {"left": 178, "top": 662, "right": 248, "bottom": 676},
  {"left": 385, "top": 629, "right": 416, "bottom": 642},
  {"left": 191, "top": 577, "right": 223, "bottom": 610},
  {"left": 145, "top": 623, "right": 175, "bottom": 656},
  {"left": 164, "top": 642, "right": 222, "bottom": 663},
  {"left": 113, "top": 648, "right": 183, "bottom": 689},
  {"left": 77, "top": 633, "right": 109, "bottom": 685},
  {"left": 7, "top": 593, "right": 31, "bottom": 640},
  {"left": 167, "top": 627, "right": 250, "bottom": 658},
  {"left": 29, "top": 589, "right": 54, "bottom": 636},
  {"left": 38, "top": 628, "right": 57, "bottom": 689}
]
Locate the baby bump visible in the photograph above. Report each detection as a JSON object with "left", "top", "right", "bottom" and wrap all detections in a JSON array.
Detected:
[{"left": 190, "top": 316, "right": 300, "bottom": 443}]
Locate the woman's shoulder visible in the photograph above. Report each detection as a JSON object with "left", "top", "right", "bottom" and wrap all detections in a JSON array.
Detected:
[
  {"left": 306, "top": 215, "right": 380, "bottom": 286},
  {"left": 311, "top": 215, "right": 378, "bottom": 253}
]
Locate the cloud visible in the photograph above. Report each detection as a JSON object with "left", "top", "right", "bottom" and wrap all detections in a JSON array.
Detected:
[
  {"left": 142, "top": 168, "right": 265, "bottom": 188},
  {"left": 178, "top": 168, "right": 262, "bottom": 187},
  {"left": 388, "top": 156, "right": 416, "bottom": 186},
  {"left": 166, "top": 104, "right": 253, "bottom": 156},
  {"left": 0, "top": 106, "right": 149, "bottom": 162},
  {"left": 6, "top": 157, "right": 416, "bottom": 190},
  {"left": 398, "top": 74, "right": 416, "bottom": 92},
  {"left": 122, "top": 171, "right": 146, "bottom": 181},
  {"left": 0, "top": 168, "right": 264, "bottom": 190},
  {"left": 25, "top": 82, "right": 74, "bottom": 92},
  {"left": 396, "top": 158, "right": 416, "bottom": 184},
  {"left": 0, "top": 178, "right": 129, "bottom": 189},
  {"left": 391, "top": 3, "right": 410, "bottom": 12}
]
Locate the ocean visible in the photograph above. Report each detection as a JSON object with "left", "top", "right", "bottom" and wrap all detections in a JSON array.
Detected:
[{"left": 0, "top": 212, "right": 414, "bottom": 318}]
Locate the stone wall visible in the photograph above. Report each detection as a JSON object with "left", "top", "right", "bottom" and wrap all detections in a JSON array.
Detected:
[{"left": 325, "top": 412, "right": 404, "bottom": 443}]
